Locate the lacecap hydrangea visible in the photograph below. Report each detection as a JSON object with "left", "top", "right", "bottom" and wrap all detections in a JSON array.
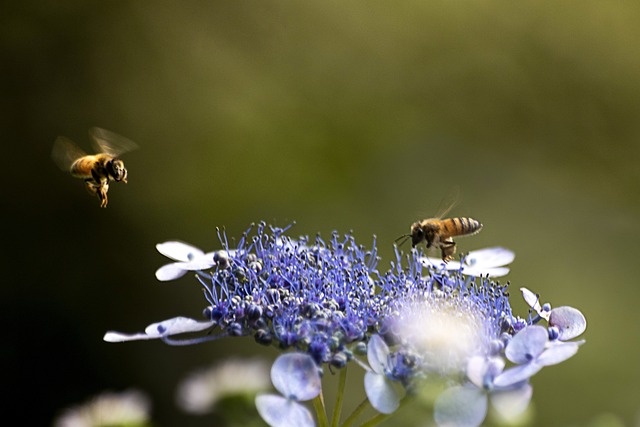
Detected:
[{"left": 105, "top": 222, "right": 586, "bottom": 427}]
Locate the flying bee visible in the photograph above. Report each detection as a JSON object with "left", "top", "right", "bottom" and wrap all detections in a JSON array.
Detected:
[
  {"left": 52, "top": 127, "right": 138, "bottom": 208},
  {"left": 396, "top": 199, "right": 483, "bottom": 261}
]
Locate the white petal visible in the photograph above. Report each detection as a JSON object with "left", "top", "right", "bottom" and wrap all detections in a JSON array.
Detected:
[
  {"left": 104, "top": 317, "right": 214, "bottom": 343},
  {"left": 364, "top": 372, "right": 400, "bottom": 414},
  {"left": 520, "top": 288, "right": 542, "bottom": 313},
  {"left": 156, "top": 241, "right": 204, "bottom": 262},
  {"left": 464, "top": 247, "right": 514, "bottom": 268},
  {"left": 434, "top": 386, "right": 487, "bottom": 427},
  {"left": 460, "top": 266, "right": 510, "bottom": 278},
  {"left": 103, "top": 331, "right": 156, "bottom": 342},
  {"left": 490, "top": 383, "right": 532, "bottom": 421},
  {"left": 155, "top": 263, "right": 188, "bottom": 281},
  {"left": 255, "top": 394, "right": 315, "bottom": 427},
  {"left": 183, "top": 255, "right": 216, "bottom": 271},
  {"left": 144, "top": 317, "right": 214, "bottom": 337}
]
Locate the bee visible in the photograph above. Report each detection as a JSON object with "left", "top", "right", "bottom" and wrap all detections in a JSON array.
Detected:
[
  {"left": 397, "top": 200, "right": 483, "bottom": 262},
  {"left": 52, "top": 127, "right": 138, "bottom": 208}
]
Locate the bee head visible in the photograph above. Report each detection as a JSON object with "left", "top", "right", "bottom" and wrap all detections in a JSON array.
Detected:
[
  {"left": 107, "top": 159, "right": 128, "bottom": 183},
  {"left": 410, "top": 222, "right": 424, "bottom": 247}
]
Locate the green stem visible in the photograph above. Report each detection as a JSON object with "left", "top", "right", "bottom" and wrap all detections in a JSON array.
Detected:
[
  {"left": 340, "top": 398, "right": 370, "bottom": 427},
  {"left": 330, "top": 367, "right": 348, "bottom": 427},
  {"left": 358, "top": 412, "right": 390, "bottom": 427},
  {"left": 313, "top": 390, "right": 330, "bottom": 427},
  {"left": 358, "top": 398, "right": 410, "bottom": 427}
]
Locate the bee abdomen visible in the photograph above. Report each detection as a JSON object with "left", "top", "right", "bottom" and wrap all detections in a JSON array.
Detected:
[
  {"left": 69, "top": 157, "right": 96, "bottom": 178},
  {"left": 442, "top": 217, "right": 483, "bottom": 237}
]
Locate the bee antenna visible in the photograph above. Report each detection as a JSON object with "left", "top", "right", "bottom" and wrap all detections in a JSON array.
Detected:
[{"left": 394, "top": 234, "right": 410, "bottom": 247}]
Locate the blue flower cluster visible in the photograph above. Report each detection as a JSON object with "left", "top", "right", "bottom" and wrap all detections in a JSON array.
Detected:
[
  {"left": 108, "top": 223, "right": 387, "bottom": 364},
  {"left": 105, "top": 222, "right": 586, "bottom": 427}
]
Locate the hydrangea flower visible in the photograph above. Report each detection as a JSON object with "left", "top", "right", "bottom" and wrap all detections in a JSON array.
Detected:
[
  {"left": 434, "top": 356, "right": 532, "bottom": 426},
  {"left": 255, "top": 353, "right": 321, "bottom": 427},
  {"left": 433, "top": 290, "right": 586, "bottom": 427},
  {"left": 364, "top": 335, "right": 402, "bottom": 414},
  {"left": 53, "top": 389, "right": 151, "bottom": 427},
  {"left": 176, "top": 358, "right": 270, "bottom": 414},
  {"left": 104, "top": 222, "right": 587, "bottom": 427}
]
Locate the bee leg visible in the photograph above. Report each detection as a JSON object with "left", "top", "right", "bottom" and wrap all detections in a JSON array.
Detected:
[
  {"left": 84, "top": 179, "right": 109, "bottom": 208},
  {"left": 98, "top": 186, "right": 109, "bottom": 208},
  {"left": 97, "top": 182, "right": 109, "bottom": 208},
  {"left": 441, "top": 239, "right": 456, "bottom": 262},
  {"left": 84, "top": 179, "right": 99, "bottom": 196}
]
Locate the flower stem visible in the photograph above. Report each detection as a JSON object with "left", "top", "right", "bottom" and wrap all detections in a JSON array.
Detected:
[
  {"left": 313, "top": 390, "right": 329, "bottom": 427},
  {"left": 330, "top": 366, "right": 348, "bottom": 427},
  {"left": 359, "top": 398, "right": 409, "bottom": 427},
  {"left": 340, "top": 398, "right": 370, "bottom": 427},
  {"left": 358, "top": 412, "right": 390, "bottom": 427}
]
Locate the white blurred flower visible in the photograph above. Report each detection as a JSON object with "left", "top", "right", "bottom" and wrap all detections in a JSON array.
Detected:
[
  {"left": 176, "top": 358, "right": 271, "bottom": 414},
  {"left": 393, "top": 297, "right": 487, "bottom": 375},
  {"left": 53, "top": 389, "right": 150, "bottom": 427},
  {"left": 421, "top": 247, "right": 515, "bottom": 277}
]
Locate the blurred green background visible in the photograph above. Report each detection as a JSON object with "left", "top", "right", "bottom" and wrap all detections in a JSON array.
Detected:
[{"left": 2, "top": 1, "right": 639, "bottom": 426}]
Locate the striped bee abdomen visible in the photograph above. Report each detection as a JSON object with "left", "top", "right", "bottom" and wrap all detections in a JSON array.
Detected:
[{"left": 441, "top": 217, "right": 483, "bottom": 237}]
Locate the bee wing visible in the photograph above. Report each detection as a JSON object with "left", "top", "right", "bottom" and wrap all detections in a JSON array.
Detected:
[
  {"left": 433, "top": 186, "right": 460, "bottom": 218},
  {"left": 464, "top": 247, "right": 515, "bottom": 268},
  {"left": 52, "top": 136, "right": 87, "bottom": 171},
  {"left": 88, "top": 127, "right": 138, "bottom": 157}
]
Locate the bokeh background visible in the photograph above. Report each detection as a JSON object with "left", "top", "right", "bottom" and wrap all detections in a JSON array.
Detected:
[{"left": 3, "top": 1, "right": 639, "bottom": 426}]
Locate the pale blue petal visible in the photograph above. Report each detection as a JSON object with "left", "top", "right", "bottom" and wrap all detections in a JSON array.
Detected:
[
  {"left": 538, "top": 341, "right": 580, "bottom": 366},
  {"left": 434, "top": 386, "right": 487, "bottom": 427},
  {"left": 364, "top": 372, "right": 400, "bottom": 414},
  {"left": 465, "top": 247, "right": 514, "bottom": 268},
  {"left": 255, "top": 394, "right": 315, "bottom": 427},
  {"left": 367, "top": 335, "right": 390, "bottom": 375},
  {"left": 144, "top": 317, "right": 215, "bottom": 337},
  {"left": 505, "top": 326, "right": 547, "bottom": 364},
  {"left": 549, "top": 306, "right": 587, "bottom": 340},
  {"left": 156, "top": 241, "right": 204, "bottom": 262},
  {"left": 271, "top": 353, "right": 321, "bottom": 401},
  {"left": 104, "top": 317, "right": 213, "bottom": 342},
  {"left": 490, "top": 383, "right": 532, "bottom": 421},
  {"left": 466, "top": 356, "right": 487, "bottom": 388},
  {"left": 155, "top": 263, "right": 188, "bottom": 281},
  {"left": 493, "top": 363, "right": 542, "bottom": 387},
  {"left": 466, "top": 356, "right": 504, "bottom": 389}
]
